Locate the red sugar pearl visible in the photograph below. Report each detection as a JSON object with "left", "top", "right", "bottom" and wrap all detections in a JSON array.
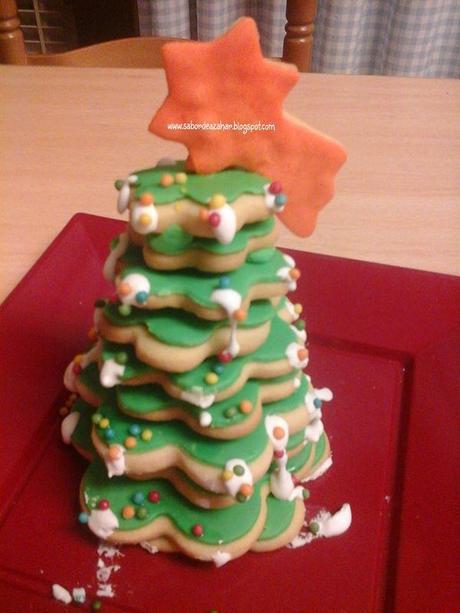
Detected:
[
  {"left": 269, "top": 181, "right": 282, "bottom": 194},
  {"left": 72, "top": 363, "right": 82, "bottom": 375},
  {"left": 192, "top": 524, "right": 204, "bottom": 537},
  {"left": 274, "top": 450, "right": 284, "bottom": 459},
  {"left": 217, "top": 351, "right": 232, "bottom": 363},
  {"left": 97, "top": 499, "right": 110, "bottom": 510},
  {"left": 148, "top": 490, "right": 160, "bottom": 503},
  {"left": 208, "top": 212, "right": 221, "bottom": 228}
]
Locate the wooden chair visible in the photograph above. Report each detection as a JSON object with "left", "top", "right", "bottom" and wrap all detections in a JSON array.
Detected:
[{"left": 0, "top": 0, "right": 316, "bottom": 72}]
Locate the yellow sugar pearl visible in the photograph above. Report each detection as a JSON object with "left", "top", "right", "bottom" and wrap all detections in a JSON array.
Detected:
[
  {"left": 209, "top": 193, "right": 226, "bottom": 209},
  {"left": 74, "top": 354, "right": 83, "bottom": 365},
  {"left": 59, "top": 406, "right": 69, "bottom": 417},
  {"left": 124, "top": 436, "right": 137, "bottom": 449},
  {"left": 141, "top": 429, "right": 153, "bottom": 441},
  {"left": 175, "top": 172, "right": 187, "bottom": 184},
  {"left": 294, "top": 303, "right": 303, "bottom": 315},
  {"left": 139, "top": 213, "right": 152, "bottom": 227},
  {"left": 174, "top": 202, "right": 184, "bottom": 212},
  {"left": 205, "top": 372, "right": 219, "bottom": 385},
  {"left": 222, "top": 469, "right": 233, "bottom": 481},
  {"left": 99, "top": 418, "right": 110, "bottom": 429},
  {"left": 122, "top": 505, "right": 135, "bottom": 519},
  {"left": 160, "top": 173, "right": 174, "bottom": 187}
]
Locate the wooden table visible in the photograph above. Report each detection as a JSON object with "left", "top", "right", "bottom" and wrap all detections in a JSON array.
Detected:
[{"left": 1, "top": 66, "right": 459, "bottom": 303}]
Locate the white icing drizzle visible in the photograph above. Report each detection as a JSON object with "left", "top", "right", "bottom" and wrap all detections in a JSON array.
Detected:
[
  {"left": 52, "top": 584, "right": 72, "bottom": 604},
  {"left": 116, "top": 272, "right": 150, "bottom": 305},
  {"left": 117, "top": 175, "right": 137, "bottom": 214},
  {"left": 265, "top": 415, "right": 303, "bottom": 501},
  {"left": 140, "top": 542, "right": 159, "bottom": 555},
  {"left": 304, "top": 418, "right": 324, "bottom": 443},
  {"left": 103, "top": 232, "right": 129, "bottom": 281},
  {"left": 285, "top": 342, "right": 309, "bottom": 369},
  {"left": 223, "top": 459, "right": 253, "bottom": 498},
  {"left": 180, "top": 388, "right": 215, "bottom": 409},
  {"left": 88, "top": 508, "right": 119, "bottom": 539},
  {"left": 283, "top": 254, "right": 296, "bottom": 268},
  {"left": 61, "top": 411, "right": 80, "bottom": 444},
  {"left": 284, "top": 298, "right": 299, "bottom": 322},
  {"left": 288, "top": 503, "right": 352, "bottom": 549},
  {"left": 199, "top": 411, "right": 212, "bottom": 427},
  {"left": 263, "top": 184, "right": 276, "bottom": 211},
  {"left": 105, "top": 444, "right": 126, "bottom": 478},
  {"left": 211, "top": 288, "right": 242, "bottom": 357},
  {"left": 72, "top": 588, "right": 86, "bottom": 604},
  {"left": 100, "top": 359, "right": 125, "bottom": 388},
  {"left": 305, "top": 457, "right": 333, "bottom": 482},
  {"left": 212, "top": 203, "right": 237, "bottom": 244},
  {"left": 130, "top": 201, "right": 158, "bottom": 235},
  {"left": 305, "top": 384, "right": 333, "bottom": 420},
  {"left": 212, "top": 550, "right": 232, "bottom": 567}
]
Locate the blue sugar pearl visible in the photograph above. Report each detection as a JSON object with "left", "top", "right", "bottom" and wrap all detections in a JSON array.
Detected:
[
  {"left": 78, "top": 512, "right": 89, "bottom": 524},
  {"left": 136, "top": 291, "right": 148, "bottom": 304},
  {"left": 313, "top": 398, "right": 322, "bottom": 409},
  {"left": 129, "top": 424, "right": 141, "bottom": 436},
  {"left": 104, "top": 428, "right": 115, "bottom": 441},
  {"left": 213, "top": 364, "right": 224, "bottom": 375},
  {"left": 218, "top": 276, "right": 231, "bottom": 289},
  {"left": 132, "top": 491, "right": 145, "bottom": 505},
  {"left": 275, "top": 193, "right": 287, "bottom": 207}
]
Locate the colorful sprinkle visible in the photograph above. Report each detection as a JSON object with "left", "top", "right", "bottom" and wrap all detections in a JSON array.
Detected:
[
  {"left": 118, "top": 304, "right": 132, "bottom": 316},
  {"left": 91, "top": 600, "right": 102, "bottom": 611},
  {"left": 217, "top": 351, "right": 232, "bottom": 363},
  {"left": 274, "top": 450, "right": 284, "bottom": 459},
  {"left": 124, "top": 436, "right": 137, "bottom": 449},
  {"left": 192, "top": 524, "right": 204, "bottom": 537},
  {"left": 132, "top": 492, "right": 145, "bottom": 505},
  {"left": 138, "top": 213, "right": 152, "bottom": 227},
  {"left": 115, "top": 351, "right": 128, "bottom": 365},
  {"left": 209, "top": 193, "right": 226, "bottom": 209},
  {"left": 236, "top": 492, "right": 247, "bottom": 503},
  {"left": 294, "top": 303, "right": 303, "bottom": 314},
  {"left": 139, "top": 192, "right": 154, "bottom": 205},
  {"left": 205, "top": 372, "right": 219, "bottom": 385},
  {"left": 218, "top": 276, "right": 231, "bottom": 289},
  {"left": 99, "top": 418, "right": 110, "bottom": 429},
  {"left": 92, "top": 413, "right": 102, "bottom": 424},
  {"left": 122, "top": 505, "right": 135, "bottom": 520},
  {"left": 148, "top": 490, "right": 160, "bottom": 503},
  {"left": 303, "top": 488, "right": 311, "bottom": 499},
  {"left": 208, "top": 212, "right": 221, "bottom": 227},
  {"left": 233, "top": 464, "right": 245, "bottom": 476},
  {"left": 289, "top": 267, "right": 301, "bottom": 280},
  {"left": 78, "top": 512, "right": 89, "bottom": 524},
  {"left": 297, "top": 348, "right": 309, "bottom": 361},
  {"left": 118, "top": 281, "right": 132, "bottom": 296},
  {"left": 108, "top": 445, "right": 122, "bottom": 460},
  {"left": 136, "top": 506, "right": 148, "bottom": 520},
  {"left": 239, "top": 483, "right": 253, "bottom": 497},
  {"left": 233, "top": 308, "right": 247, "bottom": 322},
  {"left": 141, "top": 429, "right": 153, "bottom": 441},
  {"left": 268, "top": 181, "right": 282, "bottom": 194},
  {"left": 224, "top": 406, "right": 237, "bottom": 418},
  {"left": 313, "top": 398, "right": 322, "bottom": 408},
  {"left": 72, "top": 363, "right": 82, "bottom": 375},
  {"left": 59, "top": 406, "right": 69, "bottom": 417},
  {"left": 97, "top": 499, "right": 110, "bottom": 510},
  {"left": 213, "top": 363, "right": 224, "bottom": 375},
  {"left": 104, "top": 429, "right": 115, "bottom": 442},
  {"left": 160, "top": 173, "right": 174, "bottom": 187},
  {"left": 309, "top": 521, "right": 320, "bottom": 535},
  {"left": 87, "top": 327, "right": 98, "bottom": 342},
  {"left": 295, "top": 319, "right": 306, "bottom": 330},
  {"left": 128, "top": 424, "right": 141, "bottom": 436},
  {"left": 175, "top": 172, "right": 187, "bottom": 184},
  {"left": 273, "top": 426, "right": 286, "bottom": 440},
  {"left": 222, "top": 469, "right": 233, "bottom": 481},
  {"left": 239, "top": 399, "right": 253, "bottom": 414},
  {"left": 275, "top": 193, "right": 287, "bottom": 207}
]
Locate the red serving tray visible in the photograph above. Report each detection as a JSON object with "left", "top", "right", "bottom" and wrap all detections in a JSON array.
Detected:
[{"left": 1, "top": 214, "right": 459, "bottom": 613}]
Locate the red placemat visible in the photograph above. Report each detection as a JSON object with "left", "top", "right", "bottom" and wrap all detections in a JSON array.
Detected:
[{"left": 1, "top": 214, "right": 459, "bottom": 613}]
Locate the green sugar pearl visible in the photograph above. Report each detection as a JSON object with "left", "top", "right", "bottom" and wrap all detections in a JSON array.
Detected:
[
  {"left": 118, "top": 304, "right": 132, "bottom": 316},
  {"left": 224, "top": 406, "right": 237, "bottom": 419},
  {"left": 309, "top": 521, "right": 320, "bottom": 535}
]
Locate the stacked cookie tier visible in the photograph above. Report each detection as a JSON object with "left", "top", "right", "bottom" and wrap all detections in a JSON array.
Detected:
[{"left": 62, "top": 161, "right": 333, "bottom": 565}]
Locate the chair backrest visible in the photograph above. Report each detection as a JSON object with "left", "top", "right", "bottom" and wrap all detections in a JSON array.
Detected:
[{"left": 0, "top": 0, "right": 316, "bottom": 71}]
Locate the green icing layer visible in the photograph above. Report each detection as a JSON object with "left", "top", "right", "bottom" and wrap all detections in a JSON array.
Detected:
[
  {"left": 119, "top": 161, "right": 269, "bottom": 206},
  {"left": 119, "top": 244, "right": 287, "bottom": 311},
  {"left": 258, "top": 495, "right": 296, "bottom": 541},
  {"left": 146, "top": 217, "right": 275, "bottom": 256},
  {"left": 103, "top": 299, "right": 274, "bottom": 347}
]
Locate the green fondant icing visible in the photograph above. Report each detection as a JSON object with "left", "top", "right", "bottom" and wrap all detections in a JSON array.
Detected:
[
  {"left": 264, "top": 375, "right": 308, "bottom": 417},
  {"left": 147, "top": 218, "right": 275, "bottom": 256},
  {"left": 119, "top": 244, "right": 287, "bottom": 310},
  {"left": 71, "top": 399, "right": 95, "bottom": 453},
  {"left": 258, "top": 495, "right": 296, "bottom": 541},
  {"left": 246, "top": 247, "right": 277, "bottom": 264},
  {"left": 118, "top": 161, "right": 269, "bottom": 206}
]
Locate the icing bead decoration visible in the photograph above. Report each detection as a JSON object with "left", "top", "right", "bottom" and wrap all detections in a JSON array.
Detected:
[
  {"left": 239, "top": 483, "right": 253, "bottom": 497},
  {"left": 135, "top": 291, "right": 149, "bottom": 304},
  {"left": 139, "top": 192, "right": 154, "bottom": 205},
  {"left": 59, "top": 406, "right": 69, "bottom": 417},
  {"left": 289, "top": 267, "right": 301, "bottom": 280},
  {"left": 309, "top": 521, "right": 320, "bottom": 535},
  {"left": 175, "top": 172, "right": 187, "bottom": 184},
  {"left": 160, "top": 173, "right": 174, "bottom": 187},
  {"left": 209, "top": 193, "right": 226, "bottom": 208},
  {"left": 78, "top": 512, "right": 89, "bottom": 524},
  {"left": 208, "top": 212, "right": 221, "bottom": 227},
  {"left": 118, "top": 304, "right": 132, "bottom": 316},
  {"left": 294, "top": 303, "right": 303, "bottom": 315},
  {"left": 233, "top": 465, "right": 245, "bottom": 476},
  {"left": 222, "top": 459, "right": 253, "bottom": 499},
  {"left": 98, "top": 499, "right": 110, "bottom": 510},
  {"left": 192, "top": 524, "right": 204, "bottom": 537},
  {"left": 148, "top": 490, "right": 160, "bottom": 503},
  {"left": 88, "top": 507, "right": 119, "bottom": 539},
  {"left": 314, "top": 398, "right": 322, "bottom": 408},
  {"left": 218, "top": 276, "right": 231, "bottom": 289},
  {"left": 99, "top": 418, "right": 110, "bottom": 429},
  {"left": 274, "top": 449, "right": 284, "bottom": 459},
  {"left": 115, "top": 351, "right": 128, "bottom": 365},
  {"left": 88, "top": 327, "right": 98, "bottom": 342},
  {"left": 213, "top": 363, "right": 224, "bottom": 375},
  {"left": 303, "top": 488, "right": 310, "bottom": 499},
  {"left": 141, "top": 429, "right": 153, "bottom": 441},
  {"left": 217, "top": 351, "right": 232, "bottom": 363},
  {"left": 104, "top": 429, "right": 115, "bottom": 442},
  {"left": 295, "top": 319, "right": 306, "bottom": 330},
  {"left": 136, "top": 506, "right": 148, "bottom": 520},
  {"left": 92, "top": 413, "right": 102, "bottom": 424},
  {"left": 92, "top": 599, "right": 102, "bottom": 611},
  {"left": 199, "top": 411, "right": 212, "bottom": 427},
  {"left": 275, "top": 193, "right": 287, "bottom": 209},
  {"left": 128, "top": 424, "right": 141, "bottom": 436},
  {"left": 269, "top": 181, "right": 282, "bottom": 194},
  {"left": 72, "top": 363, "right": 82, "bottom": 375},
  {"left": 105, "top": 444, "right": 126, "bottom": 478},
  {"left": 104, "top": 232, "right": 130, "bottom": 281},
  {"left": 124, "top": 436, "right": 137, "bottom": 449},
  {"left": 222, "top": 470, "right": 233, "bottom": 481},
  {"left": 233, "top": 308, "right": 247, "bottom": 322},
  {"left": 285, "top": 342, "right": 309, "bottom": 369},
  {"left": 117, "top": 273, "right": 150, "bottom": 307},
  {"left": 205, "top": 372, "right": 219, "bottom": 385},
  {"left": 239, "top": 399, "right": 252, "bottom": 414},
  {"left": 108, "top": 445, "right": 123, "bottom": 460},
  {"left": 130, "top": 198, "right": 158, "bottom": 234},
  {"left": 122, "top": 505, "right": 135, "bottom": 519},
  {"left": 224, "top": 406, "right": 237, "bottom": 418},
  {"left": 116, "top": 174, "right": 138, "bottom": 214},
  {"left": 297, "top": 348, "right": 309, "bottom": 361}
]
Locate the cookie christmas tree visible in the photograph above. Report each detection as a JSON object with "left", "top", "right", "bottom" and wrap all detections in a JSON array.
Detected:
[{"left": 61, "top": 19, "right": 350, "bottom": 564}]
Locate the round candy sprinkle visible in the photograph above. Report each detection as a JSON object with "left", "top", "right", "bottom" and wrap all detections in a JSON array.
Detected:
[
  {"left": 233, "top": 464, "right": 245, "bottom": 476},
  {"left": 99, "top": 418, "right": 110, "bottom": 429},
  {"left": 175, "top": 172, "right": 187, "bottom": 184},
  {"left": 128, "top": 424, "right": 141, "bottom": 436},
  {"left": 274, "top": 449, "right": 284, "bottom": 459},
  {"left": 78, "top": 512, "right": 89, "bottom": 524},
  {"left": 239, "top": 399, "right": 252, "bottom": 414},
  {"left": 309, "top": 521, "right": 320, "bottom": 535},
  {"left": 139, "top": 192, "right": 154, "bottom": 205},
  {"left": 313, "top": 398, "right": 322, "bottom": 408},
  {"left": 192, "top": 524, "right": 203, "bottom": 537},
  {"left": 294, "top": 303, "right": 303, "bottom": 314},
  {"left": 303, "top": 488, "right": 311, "bottom": 499},
  {"left": 273, "top": 426, "right": 285, "bottom": 440},
  {"left": 108, "top": 445, "right": 122, "bottom": 460},
  {"left": 233, "top": 308, "right": 247, "bottom": 322},
  {"left": 97, "top": 499, "right": 110, "bottom": 510},
  {"left": 217, "top": 351, "right": 232, "bottom": 363},
  {"left": 115, "top": 351, "right": 128, "bottom": 365},
  {"left": 72, "top": 363, "right": 82, "bottom": 375},
  {"left": 74, "top": 354, "right": 83, "bottom": 365},
  {"left": 236, "top": 492, "right": 247, "bottom": 503},
  {"left": 92, "top": 413, "right": 102, "bottom": 424},
  {"left": 224, "top": 406, "right": 237, "bottom": 419},
  {"left": 132, "top": 491, "right": 145, "bottom": 505},
  {"left": 122, "top": 505, "right": 135, "bottom": 520},
  {"left": 92, "top": 600, "right": 102, "bottom": 611},
  {"left": 213, "top": 363, "right": 224, "bottom": 375},
  {"left": 209, "top": 193, "right": 226, "bottom": 209},
  {"left": 94, "top": 298, "right": 107, "bottom": 308},
  {"left": 139, "top": 213, "right": 152, "bottom": 227},
  {"left": 136, "top": 291, "right": 149, "bottom": 304},
  {"left": 118, "top": 281, "right": 132, "bottom": 296},
  {"left": 205, "top": 372, "right": 218, "bottom": 385},
  {"left": 239, "top": 483, "right": 253, "bottom": 497},
  {"left": 222, "top": 469, "right": 233, "bottom": 481},
  {"left": 59, "top": 406, "right": 69, "bottom": 417},
  {"left": 141, "top": 429, "right": 153, "bottom": 441},
  {"left": 148, "top": 490, "right": 160, "bottom": 503},
  {"left": 295, "top": 319, "right": 306, "bottom": 330},
  {"left": 268, "top": 181, "right": 282, "bottom": 194},
  {"left": 199, "top": 208, "right": 209, "bottom": 222},
  {"left": 124, "top": 436, "right": 137, "bottom": 449},
  {"left": 218, "top": 276, "right": 231, "bottom": 289},
  {"left": 104, "top": 429, "right": 115, "bottom": 442},
  {"left": 297, "top": 348, "right": 309, "bottom": 361},
  {"left": 118, "top": 304, "right": 132, "bottom": 316},
  {"left": 87, "top": 327, "right": 98, "bottom": 342},
  {"left": 160, "top": 173, "right": 174, "bottom": 187},
  {"left": 289, "top": 268, "right": 301, "bottom": 280},
  {"left": 275, "top": 193, "right": 287, "bottom": 207},
  {"left": 136, "top": 506, "right": 148, "bottom": 520},
  {"left": 208, "top": 212, "right": 221, "bottom": 228}
]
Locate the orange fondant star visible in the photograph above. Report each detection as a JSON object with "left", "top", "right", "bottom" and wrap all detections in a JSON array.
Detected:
[{"left": 149, "top": 17, "right": 346, "bottom": 237}]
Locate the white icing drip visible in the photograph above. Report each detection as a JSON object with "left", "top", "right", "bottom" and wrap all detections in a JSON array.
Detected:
[
  {"left": 284, "top": 298, "right": 299, "bottom": 322},
  {"left": 156, "top": 157, "right": 176, "bottom": 167},
  {"left": 180, "top": 388, "right": 215, "bottom": 409},
  {"left": 211, "top": 288, "right": 242, "bottom": 357},
  {"left": 72, "top": 588, "right": 86, "bottom": 604},
  {"left": 223, "top": 459, "right": 253, "bottom": 498},
  {"left": 212, "top": 550, "right": 232, "bottom": 567},
  {"left": 52, "top": 584, "right": 72, "bottom": 604},
  {"left": 61, "top": 412, "right": 80, "bottom": 444},
  {"left": 100, "top": 359, "right": 125, "bottom": 388},
  {"left": 277, "top": 266, "right": 297, "bottom": 291},
  {"left": 81, "top": 341, "right": 101, "bottom": 368},
  {"left": 88, "top": 508, "right": 119, "bottom": 539},
  {"left": 294, "top": 374, "right": 302, "bottom": 389},
  {"left": 305, "top": 457, "right": 333, "bottom": 482},
  {"left": 263, "top": 184, "right": 276, "bottom": 211},
  {"left": 228, "top": 320, "right": 240, "bottom": 357},
  {"left": 283, "top": 254, "right": 296, "bottom": 268},
  {"left": 265, "top": 415, "right": 289, "bottom": 451},
  {"left": 117, "top": 272, "right": 150, "bottom": 305},
  {"left": 290, "top": 324, "right": 307, "bottom": 343},
  {"left": 140, "top": 542, "right": 159, "bottom": 555},
  {"left": 304, "top": 418, "right": 324, "bottom": 443},
  {"left": 199, "top": 411, "right": 212, "bottom": 427},
  {"left": 117, "top": 175, "right": 137, "bottom": 214},
  {"left": 315, "top": 503, "right": 352, "bottom": 537},
  {"left": 305, "top": 385, "right": 333, "bottom": 418},
  {"left": 212, "top": 203, "right": 236, "bottom": 244},
  {"left": 105, "top": 445, "right": 126, "bottom": 478},
  {"left": 63, "top": 360, "right": 78, "bottom": 392},
  {"left": 285, "top": 342, "right": 309, "bottom": 369},
  {"left": 266, "top": 415, "right": 303, "bottom": 500},
  {"left": 130, "top": 201, "right": 158, "bottom": 235},
  {"left": 96, "top": 559, "right": 121, "bottom": 583},
  {"left": 97, "top": 584, "right": 115, "bottom": 598},
  {"left": 103, "top": 232, "right": 129, "bottom": 281}
]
